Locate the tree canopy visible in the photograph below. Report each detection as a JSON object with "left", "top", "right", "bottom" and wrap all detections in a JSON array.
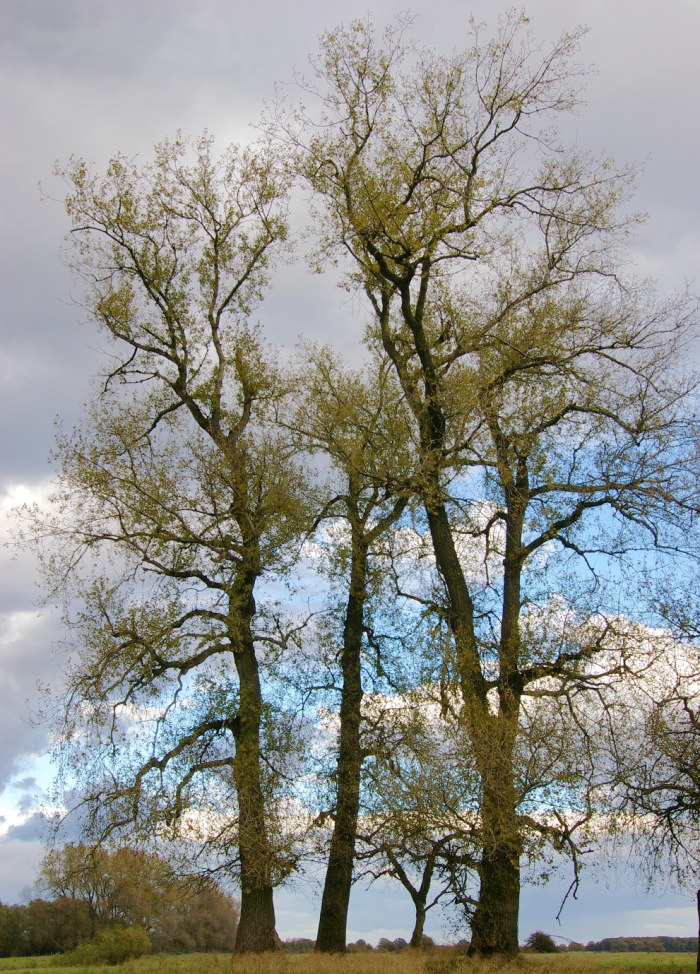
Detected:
[{"left": 35, "top": 11, "right": 700, "bottom": 957}]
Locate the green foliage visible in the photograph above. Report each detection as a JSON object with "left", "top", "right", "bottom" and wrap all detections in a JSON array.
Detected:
[
  {"left": 585, "top": 937, "right": 698, "bottom": 953},
  {"left": 526, "top": 931, "right": 559, "bottom": 953},
  {"left": 37, "top": 11, "right": 700, "bottom": 960},
  {"left": 346, "top": 939, "right": 374, "bottom": 952},
  {"left": 377, "top": 938, "right": 410, "bottom": 952},
  {"left": 35, "top": 845, "right": 239, "bottom": 957},
  {"left": 0, "top": 900, "right": 92, "bottom": 958},
  {"left": 56, "top": 925, "right": 150, "bottom": 966}
]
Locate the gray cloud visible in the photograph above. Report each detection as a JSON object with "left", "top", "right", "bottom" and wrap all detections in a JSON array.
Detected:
[
  {"left": 0, "top": 835, "right": 43, "bottom": 903},
  {"left": 1, "top": 811, "right": 49, "bottom": 844},
  {"left": 0, "top": 609, "right": 62, "bottom": 791},
  {"left": 13, "top": 778, "right": 38, "bottom": 792}
]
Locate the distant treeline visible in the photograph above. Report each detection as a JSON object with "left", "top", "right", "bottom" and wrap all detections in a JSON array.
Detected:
[
  {"left": 580, "top": 936, "right": 698, "bottom": 953},
  {"left": 0, "top": 844, "right": 239, "bottom": 958},
  {"left": 0, "top": 891, "right": 239, "bottom": 958},
  {"left": 283, "top": 935, "right": 700, "bottom": 954},
  {"left": 283, "top": 937, "right": 436, "bottom": 953}
]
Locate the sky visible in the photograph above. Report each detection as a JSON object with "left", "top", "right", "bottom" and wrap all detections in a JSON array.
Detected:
[{"left": 1, "top": 0, "right": 699, "bottom": 947}]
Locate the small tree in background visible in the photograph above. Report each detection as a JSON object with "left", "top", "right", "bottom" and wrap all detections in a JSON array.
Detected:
[{"left": 525, "top": 931, "right": 558, "bottom": 953}]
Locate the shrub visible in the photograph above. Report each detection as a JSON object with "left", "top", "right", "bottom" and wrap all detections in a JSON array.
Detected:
[{"left": 55, "top": 925, "right": 151, "bottom": 966}]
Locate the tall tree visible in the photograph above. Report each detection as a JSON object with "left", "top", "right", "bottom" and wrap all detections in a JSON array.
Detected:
[
  {"left": 281, "top": 13, "right": 700, "bottom": 955},
  {"left": 41, "top": 134, "right": 303, "bottom": 951},
  {"left": 291, "top": 349, "right": 413, "bottom": 951}
]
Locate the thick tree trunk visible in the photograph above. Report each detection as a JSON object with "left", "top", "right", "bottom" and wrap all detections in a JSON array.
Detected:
[
  {"left": 422, "top": 500, "right": 522, "bottom": 956},
  {"left": 469, "top": 841, "right": 520, "bottom": 956},
  {"left": 232, "top": 573, "right": 279, "bottom": 953},
  {"left": 468, "top": 763, "right": 521, "bottom": 957},
  {"left": 315, "top": 540, "right": 367, "bottom": 953},
  {"left": 468, "top": 497, "right": 524, "bottom": 957},
  {"left": 236, "top": 887, "right": 279, "bottom": 953}
]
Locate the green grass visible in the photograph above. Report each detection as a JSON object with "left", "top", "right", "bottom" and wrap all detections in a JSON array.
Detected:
[
  {"left": 525, "top": 953, "right": 696, "bottom": 972},
  {"left": 0, "top": 953, "right": 695, "bottom": 974}
]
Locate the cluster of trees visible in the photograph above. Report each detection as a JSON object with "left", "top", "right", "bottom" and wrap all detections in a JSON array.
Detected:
[
  {"left": 32, "top": 11, "right": 700, "bottom": 958},
  {"left": 0, "top": 845, "right": 239, "bottom": 958},
  {"left": 583, "top": 937, "right": 699, "bottom": 953},
  {"left": 0, "top": 898, "right": 89, "bottom": 957}
]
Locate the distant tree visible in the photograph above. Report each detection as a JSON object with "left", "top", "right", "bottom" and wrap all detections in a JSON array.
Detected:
[
  {"left": 347, "top": 938, "right": 373, "bottom": 952},
  {"left": 150, "top": 885, "right": 240, "bottom": 953},
  {"left": 525, "top": 931, "right": 558, "bottom": 953},
  {"left": 0, "top": 904, "right": 23, "bottom": 957},
  {"left": 41, "top": 845, "right": 175, "bottom": 934},
  {"left": 376, "top": 936, "right": 409, "bottom": 952},
  {"left": 25, "top": 898, "right": 93, "bottom": 955},
  {"left": 357, "top": 687, "right": 480, "bottom": 949},
  {"left": 282, "top": 938, "right": 316, "bottom": 953},
  {"left": 0, "top": 899, "right": 93, "bottom": 958}
]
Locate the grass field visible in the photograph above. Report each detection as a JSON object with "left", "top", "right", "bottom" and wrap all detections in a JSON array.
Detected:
[{"left": 0, "top": 952, "right": 696, "bottom": 974}]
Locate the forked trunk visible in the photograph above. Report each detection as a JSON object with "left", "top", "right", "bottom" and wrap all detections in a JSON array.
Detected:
[{"left": 315, "top": 541, "right": 367, "bottom": 953}]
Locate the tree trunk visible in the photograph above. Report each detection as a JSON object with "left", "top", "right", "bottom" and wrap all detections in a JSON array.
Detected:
[
  {"left": 235, "top": 886, "right": 279, "bottom": 953},
  {"left": 468, "top": 495, "right": 524, "bottom": 958},
  {"left": 468, "top": 771, "right": 521, "bottom": 957},
  {"left": 468, "top": 843, "right": 520, "bottom": 956},
  {"left": 695, "top": 889, "right": 699, "bottom": 974},
  {"left": 422, "top": 500, "right": 522, "bottom": 956},
  {"left": 385, "top": 319, "right": 524, "bottom": 957},
  {"left": 232, "top": 574, "right": 279, "bottom": 953},
  {"left": 409, "top": 903, "right": 427, "bottom": 949},
  {"left": 315, "top": 539, "right": 367, "bottom": 953}
]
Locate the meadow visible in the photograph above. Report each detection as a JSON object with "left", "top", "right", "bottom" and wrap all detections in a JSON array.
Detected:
[{"left": 0, "top": 952, "right": 696, "bottom": 974}]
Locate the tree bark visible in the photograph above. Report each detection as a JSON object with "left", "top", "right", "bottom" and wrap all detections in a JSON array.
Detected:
[
  {"left": 315, "top": 539, "right": 367, "bottom": 953},
  {"left": 695, "top": 889, "right": 699, "bottom": 974},
  {"left": 232, "top": 572, "right": 279, "bottom": 953},
  {"left": 235, "top": 886, "right": 279, "bottom": 953},
  {"left": 468, "top": 839, "right": 520, "bottom": 956},
  {"left": 409, "top": 903, "right": 427, "bottom": 949},
  {"left": 468, "top": 759, "right": 521, "bottom": 957}
]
